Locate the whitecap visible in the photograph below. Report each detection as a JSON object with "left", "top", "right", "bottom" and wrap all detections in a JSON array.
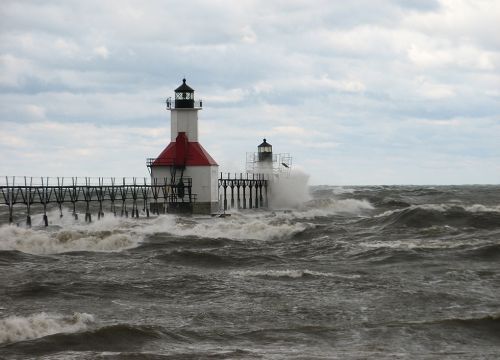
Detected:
[
  {"left": 0, "top": 221, "right": 143, "bottom": 255},
  {"left": 231, "top": 269, "right": 360, "bottom": 279},
  {"left": 0, "top": 312, "right": 94, "bottom": 344},
  {"left": 136, "top": 213, "right": 310, "bottom": 241}
]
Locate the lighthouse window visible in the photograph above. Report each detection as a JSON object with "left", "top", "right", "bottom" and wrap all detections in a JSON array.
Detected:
[
  {"left": 259, "top": 146, "right": 272, "bottom": 153},
  {"left": 175, "top": 92, "right": 193, "bottom": 100}
]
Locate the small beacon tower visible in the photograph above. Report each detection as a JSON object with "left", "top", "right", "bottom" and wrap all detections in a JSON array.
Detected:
[
  {"left": 247, "top": 138, "right": 292, "bottom": 177},
  {"left": 149, "top": 79, "right": 219, "bottom": 214},
  {"left": 257, "top": 139, "right": 273, "bottom": 172}
]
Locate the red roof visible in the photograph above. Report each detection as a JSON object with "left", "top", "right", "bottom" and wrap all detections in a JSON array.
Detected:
[{"left": 152, "top": 133, "right": 217, "bottom": 166}]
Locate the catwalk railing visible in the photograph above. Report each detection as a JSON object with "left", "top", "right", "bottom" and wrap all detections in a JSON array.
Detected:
[
  {"left": 218, "top": 172, "right": 269, "bottom": 211},
  {"left": 0, "top": 177, "right": 194, "bottom": 226}
]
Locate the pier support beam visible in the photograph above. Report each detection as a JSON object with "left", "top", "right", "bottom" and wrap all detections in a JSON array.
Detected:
[
  {"left": 217, "top": 174, "right": 268, "bottom": 212},
  {"left": 0, "top": 176, "right": 194, "bottom": 224}
]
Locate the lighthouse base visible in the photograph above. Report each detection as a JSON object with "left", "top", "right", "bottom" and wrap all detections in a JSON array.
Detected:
[{"left": 193, "top": 201, "right": 219, "bottom": 215}]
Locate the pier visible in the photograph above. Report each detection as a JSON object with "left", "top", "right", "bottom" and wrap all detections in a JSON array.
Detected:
[
  {"left": 0, "top": 176, "right": 194, "bottom": 226},
  {"left": 218, "top": 172, "right": 269, "bottom": 211},
  {"left": 1, "top": 174, "right": 269, "bottom": 226}
]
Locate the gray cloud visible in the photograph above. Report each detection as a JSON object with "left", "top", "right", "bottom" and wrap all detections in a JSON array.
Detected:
[{"left": 1, "top": 0, "right": 499, "bottom": 184}]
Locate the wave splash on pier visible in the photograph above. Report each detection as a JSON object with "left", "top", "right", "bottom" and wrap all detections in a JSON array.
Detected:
[{"left": 0, "top": 208, "right": 142, "bottom": 254}]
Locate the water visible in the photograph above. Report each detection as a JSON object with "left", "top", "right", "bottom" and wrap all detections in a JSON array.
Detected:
[{"left": 0, "top": 185, "right": 499, "bottom": 359}]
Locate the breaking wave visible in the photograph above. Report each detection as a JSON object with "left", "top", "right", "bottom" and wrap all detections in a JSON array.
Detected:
[
  {"left": 0, "top": 225, "right": 142, "bottom": 255},
  {"left": 439, "top": 313, "right": 500, "bottom": 332},
  {"left": 156, "top": 249, "right": 283, "bottom": 267},
  {"left": 231, "top": 269, "right": 360, "bottom": 279},
  {"left": 289, "top": 198, "right": 374, "bottom": 219},
  {"left": 138, "top": 213, "right": 310, "bottom": 241},
  {"left": 373, "top": 204, "right": 500, "bottom": 229},
  {"left": 0, "top": 207, "right": 144, "bottom": 255},
  {"left": 354, "top": 239, "right": 500, "bottom": 264},
  {"left": 405, "top": 313, "right": 500, "bottom": 335},
  {"left": 460, "top": 243, "right": 500, "bottom": 261},
  {"left": 0, "top": 323, "right": 170, "bottom": 356},
  {"left": 0, "top": 312, "right": 94, "bottom": 345}
]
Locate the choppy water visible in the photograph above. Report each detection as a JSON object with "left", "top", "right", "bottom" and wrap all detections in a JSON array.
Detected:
[{"left": 1, "top": 185, "right": 499, "bottom": 359}]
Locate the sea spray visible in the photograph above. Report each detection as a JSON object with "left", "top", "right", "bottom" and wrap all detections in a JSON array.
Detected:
[
  {"left": 268, "top": 170, "right": 311, "bottom": 209},
  {"left": 0, "top": 312, "right": 94, "bottom": 344},
  {"left": 136, "top": 212, "right": 310, "bottom": 241},
  {"left": 0, "top": 214, "right": 143, "bottom": 254}
]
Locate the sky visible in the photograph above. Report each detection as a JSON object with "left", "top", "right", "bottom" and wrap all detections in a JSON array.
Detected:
[{"left": 0, "top": 0, "right": 499, "bottom": 185}]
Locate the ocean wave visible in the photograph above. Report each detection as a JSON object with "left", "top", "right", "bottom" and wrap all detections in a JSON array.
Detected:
[
  {"left": 138, "top": 214, "right": 310, "bottom": 241},
  {"left": 373, "top": 203, "right": 500, "bottom": 229},
  {"left": 355, "top": 239, "right": 500, "bottom": 263},
  {"left": 157, "top": 250, "right": 283, "bottom": 268},
  {"left": 440, "top": 313, "right": 500, "bottom": 329},
  {"left": 311, "top": 186, "right": 356, "bottom": 197},
  {"left": 0, "top": 224, "right": 142, "bottom": 255},
  {"left": 290, "top": 198, "right": 374, "bottom": 219},
  {"left": 377, "top": 203, "right": 500, "bottom": 217},
  {"left": 0, "top": 249, "right": 36, "bottom": 264},
  {"left": 459, "top": 243, "right": 500, "bottom": 261},
  {"left": 1, "top": 322, "right": 170, "bottom": 356},
  {"left": 358, "top": 238, "right": 487, "bottom": 251},
  {"left": 465, "top": 204, "right": 500, "bottom": 213},
  {"left": 230, "top": 269, "right": 360, "bottom": 279},
  {"left": 99, "top": 349, "right": 258, "bottom": 360},
  {"left": 0, "top": 312, "right": 94, "bottom": 345},
  {"left": 380, "top": 198, "right": 411, "bottom": 208},
  {"left": 0, "top": 208, "right": 309, "bottom": 253},
  {"left": 235, "top": 324, "right": 337, "bottom": 343},
  {"left": 404, "top": 313, "right": 500, "bottom": 333},
  {"left": 359, "top": 240, "right": 438, "bottom": 250},
  {"left": 0, "top": 197, "right": 371, "bottom": 250},
  {"left": 348, "top": 246, "right": 424, "bottom": 263}
]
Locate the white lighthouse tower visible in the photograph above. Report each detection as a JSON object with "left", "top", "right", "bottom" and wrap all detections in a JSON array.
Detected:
[{"left": 148, "top": 79, "right": 219, "bottom": 214}]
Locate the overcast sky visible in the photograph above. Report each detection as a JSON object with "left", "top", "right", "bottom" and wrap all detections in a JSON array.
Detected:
[{"left": 1, "top": 0, "right": 499, "bottom": 185}]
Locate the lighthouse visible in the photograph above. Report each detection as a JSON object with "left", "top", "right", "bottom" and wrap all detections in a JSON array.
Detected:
[
  {"left": 257, "top": 138, "right": 273, "bottom": 173},
  {"left": 148, "top": 79, "right": 219, "bottom": 214}
]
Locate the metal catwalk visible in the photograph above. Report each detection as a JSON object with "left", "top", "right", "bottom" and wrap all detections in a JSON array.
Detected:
[
  {"left": 1, "top": 174, "right": 269, "bottom": 225},
  {"left": 0, "top": 177, "right": 194, "bottom": 226},
  {"left": 218, "top": 173, "right": 269, "bottom": 211}
]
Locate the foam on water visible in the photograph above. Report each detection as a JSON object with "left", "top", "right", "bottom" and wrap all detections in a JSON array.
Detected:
[
  {"left": 465, "top": 204, "right": 500, "bottom": 213},
  {"left": 231, "top": 269, "right": 361, "bottom": 279},
  {"left": 138, "top": 212, "right": 310, "bottom": 241},
  {"left": 288, "top": 198, "right": 374, "bottom": 220},
  {"left": 0, "top": 196, "right": 374, "bottom": 253},
  {"left": 359, "top": 238, "right": 487, "bottom": 250},
  {"left": 376, "top": 203, "right": 500, "bottom": 218},
  {"left": 0, "top": 205, "right": 312, "bottom": 254},
  {"left": 0, "top": 312, "right": 94, "bottom": 344},
  {"left": 0, "top": 209, "right": 143, "bottom": 254}
]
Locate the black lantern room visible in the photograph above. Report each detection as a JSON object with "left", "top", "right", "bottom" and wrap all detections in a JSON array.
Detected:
[
  {"left": 258, "top": 138, "right": 273, "bottom": 162},
  {"left": 174, "top": 78, "right": 195, "bottom": 108}
]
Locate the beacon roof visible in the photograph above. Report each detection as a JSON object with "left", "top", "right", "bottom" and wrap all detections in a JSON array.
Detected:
[
  {"left": 258, "top": 139, "right": 271, "bottom": 148},
  {"left": 175, "top": 79, "right": 194, "bottom": 92}
]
